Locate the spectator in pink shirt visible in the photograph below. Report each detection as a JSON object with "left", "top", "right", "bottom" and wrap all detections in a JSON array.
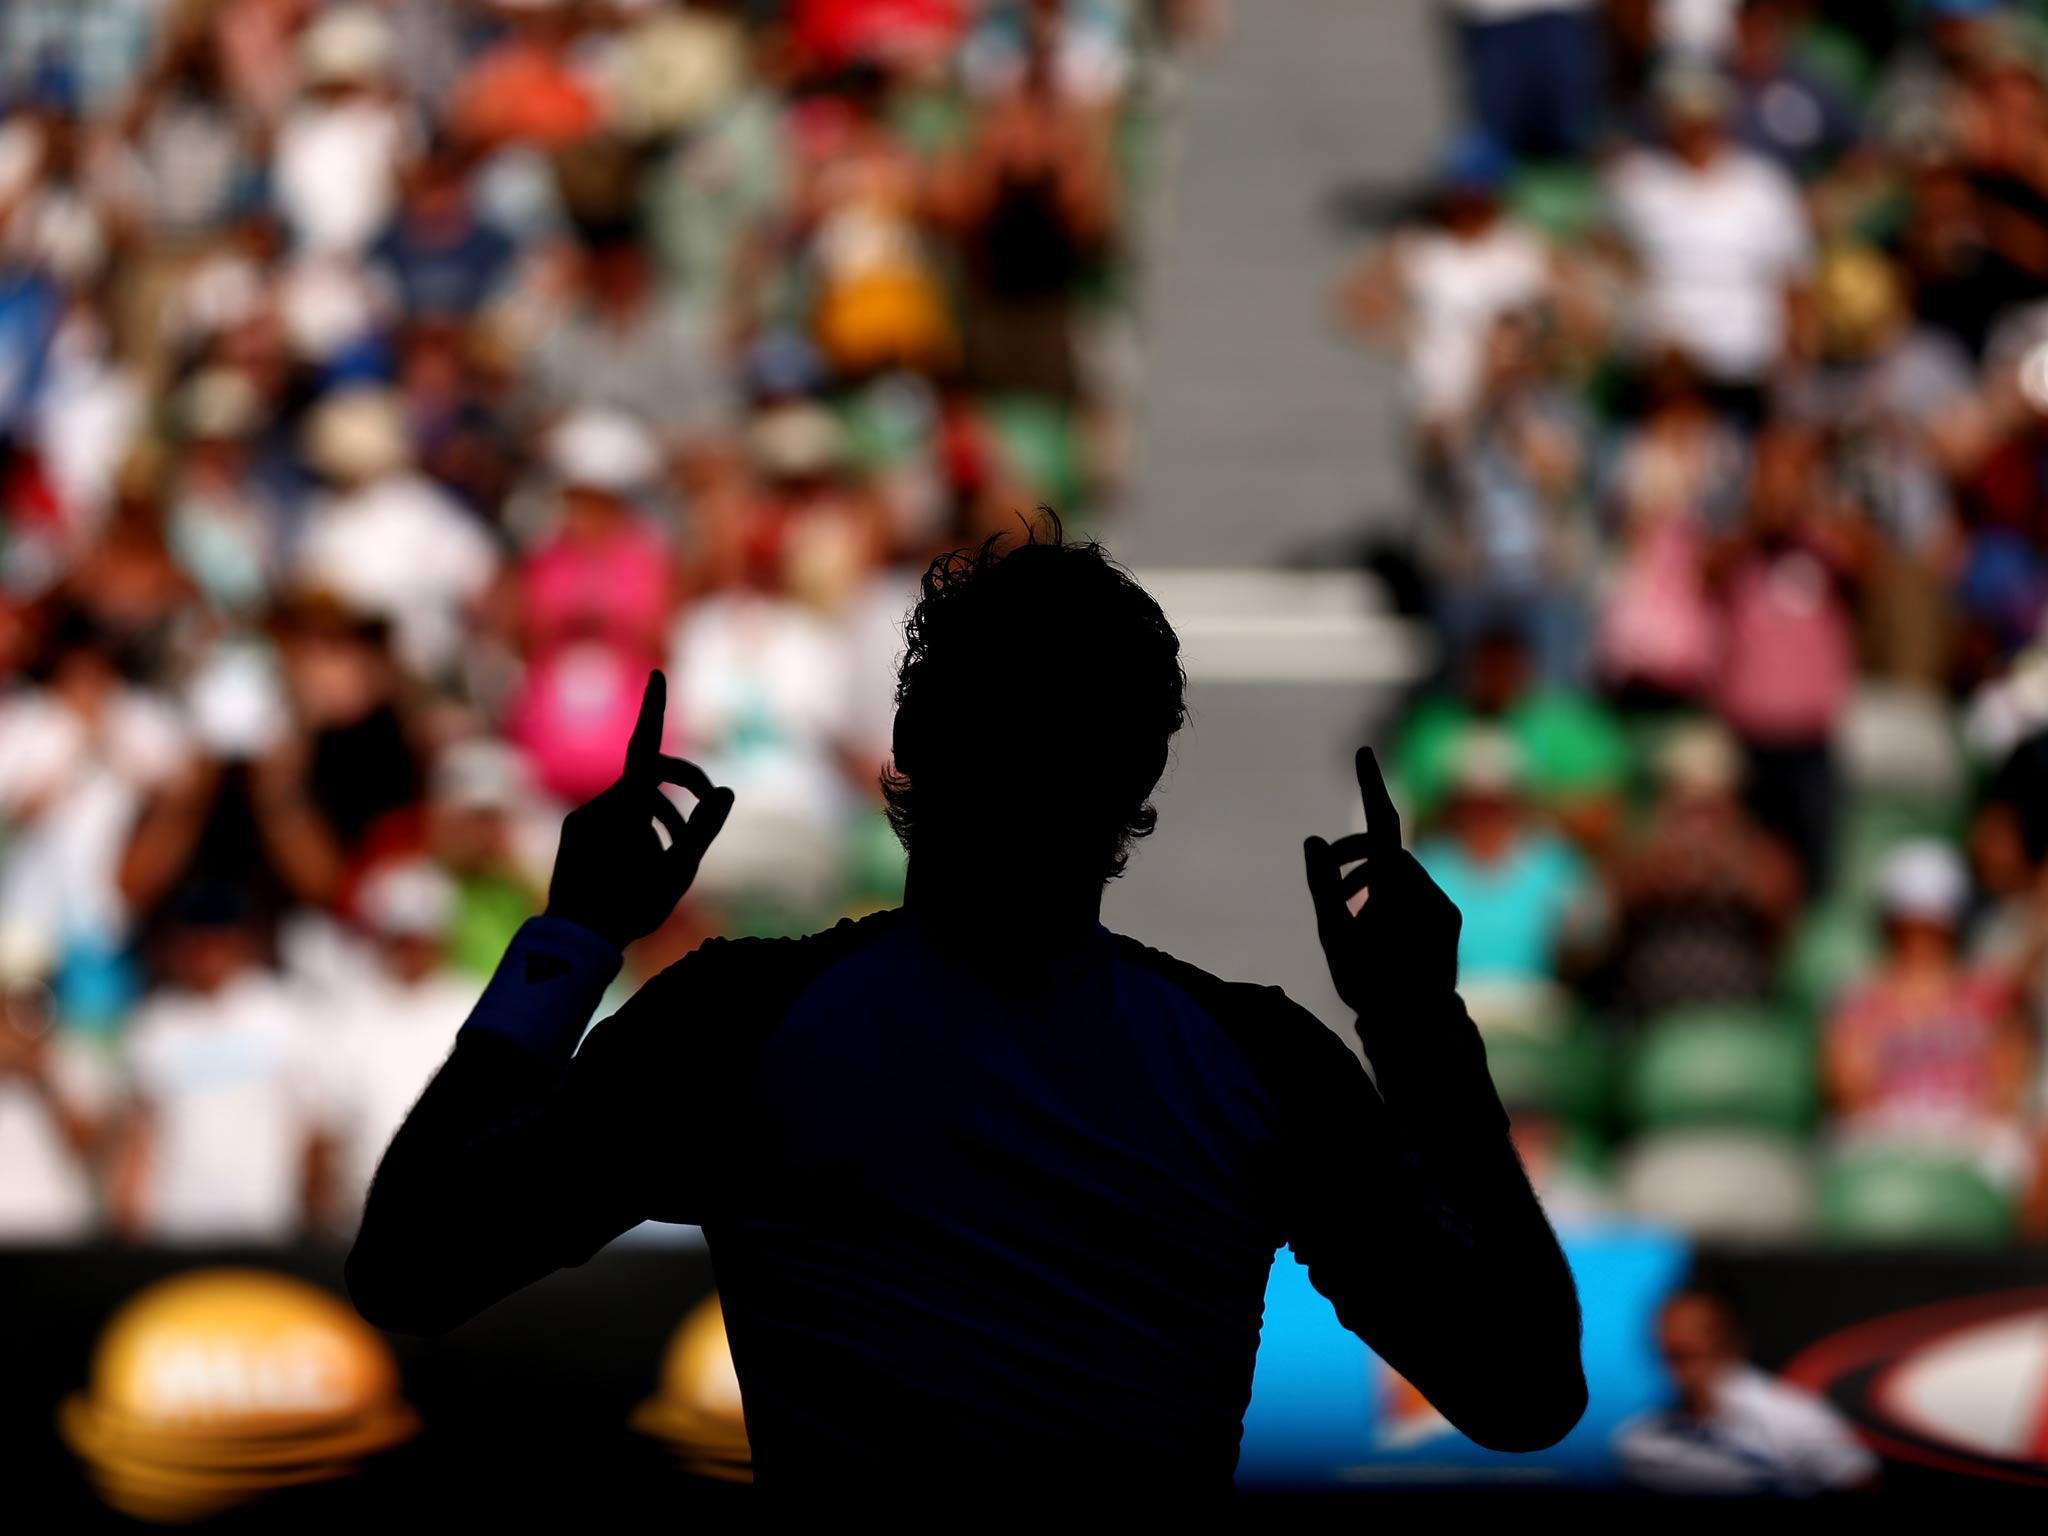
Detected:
[
  {"left": 1826, "top": 840, "right": 2033, "bottom": 1193},
  {"left": 506, "top": 409, "right": 677, "bottom": 805},
  {"left": 1712, "top": 423, "right": 1867, "bottom": 896}
]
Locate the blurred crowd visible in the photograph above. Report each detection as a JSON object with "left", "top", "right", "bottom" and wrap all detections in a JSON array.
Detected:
[
  {"left": 1355, "top": 0, "right": 2048, "bottom": 1243},
  {"left": 0, "top": 0, "right": 1204, "bottom": 1244}
]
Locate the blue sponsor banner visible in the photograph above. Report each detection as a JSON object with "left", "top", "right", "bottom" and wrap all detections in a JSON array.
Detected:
[{"left": 1239, "top": 1224, "right": 1692, "bottom": 1487}]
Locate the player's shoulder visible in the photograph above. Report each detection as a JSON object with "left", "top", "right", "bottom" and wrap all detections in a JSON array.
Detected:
[
  {"left": 639, "top": 907, "right": 908, "bottom": 1003},
  {"left": 1109, "top": 932, "right": 1362, "bottom": 1084}
]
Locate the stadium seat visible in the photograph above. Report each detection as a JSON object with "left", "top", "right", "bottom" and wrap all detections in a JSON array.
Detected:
[
  {"left": 1481, "top": 1018, "right": 1605, "bottom": 1125},
  {"left": 1622, "top": 1005, "right": 1816, "bottom": 1135},
  {"left": 1780, "top": 900, "right": 1879, "bottom": 1018},
  {"left": 1505, "top": 162, "right": 1603, "bottom": 243},
  {"left": 1838, "top": 684, "right": 1964, "bottom": 804},
  {"left": 1831, "top": 792, "right": 1964, "bottom": 909},
  {"left": 1616, "top": 1129, "right": 1814, "bottom": 1240},
  {"left": 1816, "top": 1148, "right": 2017, "bottom": 1246}
]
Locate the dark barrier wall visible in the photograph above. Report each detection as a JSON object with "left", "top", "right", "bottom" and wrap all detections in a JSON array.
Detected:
[{"left": 13, "top": 1233, "right": 2048, "bottom": 1524}]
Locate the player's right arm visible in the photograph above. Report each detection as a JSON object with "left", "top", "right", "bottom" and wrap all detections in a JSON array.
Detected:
[{"left": 347, "top": 672, "right": 734, "bottom": 1335}]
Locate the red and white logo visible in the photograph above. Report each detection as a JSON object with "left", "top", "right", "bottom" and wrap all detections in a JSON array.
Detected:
[{"left": 1783, "top": 1288, "right": 2048, "bottom": 1486}]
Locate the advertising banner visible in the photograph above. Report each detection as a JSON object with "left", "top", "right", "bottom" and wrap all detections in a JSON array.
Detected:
[{"left": 11, "top": 1226, "right": 2048, "bottom": 1522}]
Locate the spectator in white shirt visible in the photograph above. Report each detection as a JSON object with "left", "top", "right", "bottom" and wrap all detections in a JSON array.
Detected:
[
  {"left": 271, "top": 5, "right": 415, "bottom": 256},
  {"left": 1617, "top": 1286, "right": 1879, "bottom": 1496},
  {"left": 672, "top": 425, "right": 862, "bottom": 916},
  {"left": 0, "top": 928, "right": 112, "bottom": 1241},
  {"left": 115, "top": 883, "right": 320, "bottom": 1244},
  {"left": 295, "top": 385, "right": 499, "bottom": 683},
  {"left": 1341, "top": 131, "right": 1557, "bottom": 445},
  {"left": 1607, "top": 65, "right": 1815, "bottom": 423},
  {"left": 309, "top": 858, "right": 476, "bottom": 1236},
  {"left": 0, "top": 613, "right": 191, "bottom": 996}
]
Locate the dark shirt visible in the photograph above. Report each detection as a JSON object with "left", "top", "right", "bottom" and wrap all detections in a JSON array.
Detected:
[
  {"left": 370, "top": 217, "right": 515, "bottom": 319},
  {"left": 348, "top": 908, "right": 1582, "bottom": 1497}
]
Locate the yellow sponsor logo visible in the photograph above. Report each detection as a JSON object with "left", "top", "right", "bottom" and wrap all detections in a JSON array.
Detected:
[
  {"left": 60, "top": 1268, "right": 418, "bottom": 1523},
  {"left": 632, "top": 1292, "right": 751, "bottom": 1483}
]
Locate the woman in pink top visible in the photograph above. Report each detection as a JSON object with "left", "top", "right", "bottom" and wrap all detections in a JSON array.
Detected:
[
  {"left": 1710, "top": 424, "right": 1866, "bottom": 897},
  {"left": 506, "top": 411, "right": 676, "bottom": 804},
  {"left": 1825, "top": 841, "right": 2032, "bottom": 1190}
]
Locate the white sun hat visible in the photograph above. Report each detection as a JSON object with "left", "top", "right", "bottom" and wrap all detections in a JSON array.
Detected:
[
  {"left": 548, "top": 408, "right": 662, "bottom": 495},
  {"left": 300, "top": 5, "right": 395, "bottom": 87}
]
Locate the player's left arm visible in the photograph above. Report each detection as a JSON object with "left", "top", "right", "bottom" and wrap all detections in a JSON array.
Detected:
[{"left": 1293, "top": 748, "right": 1586, "bottom": 1453}]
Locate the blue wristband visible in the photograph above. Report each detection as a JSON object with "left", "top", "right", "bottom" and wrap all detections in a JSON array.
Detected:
[{"left": 460, "top": 916, "right": 624, "bottom": 1063}]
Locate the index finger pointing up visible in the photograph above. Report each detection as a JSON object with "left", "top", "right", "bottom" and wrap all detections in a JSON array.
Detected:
[
  {"left": 1355, "top": 745, "right": 1402, "bottom": 856},
  {"left": 626, "top": 669, "right": 667, "bottom": 777}
]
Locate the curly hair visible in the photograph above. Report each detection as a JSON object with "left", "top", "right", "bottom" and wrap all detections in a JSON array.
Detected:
[{"left": 881, "top": 511, "right": 1187, "bottom": 883}]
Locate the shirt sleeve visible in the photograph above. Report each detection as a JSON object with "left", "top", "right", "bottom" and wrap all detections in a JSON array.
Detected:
[{"left": 1779, "top": 1388, "right": 1880, "bottom": 1490}]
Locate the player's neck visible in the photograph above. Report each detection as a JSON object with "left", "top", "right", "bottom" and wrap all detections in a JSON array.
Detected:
[{"left": 903, "top": 853, "right": 1105, "bottom": 941}]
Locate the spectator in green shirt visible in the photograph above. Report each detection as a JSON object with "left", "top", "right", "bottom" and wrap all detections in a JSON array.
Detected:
[{"left": 1396, "top": 624, "right": 1634, "bottom": 855}]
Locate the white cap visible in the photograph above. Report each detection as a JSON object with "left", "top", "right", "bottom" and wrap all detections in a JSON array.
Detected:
[
  {"left": 305, "top": 386, "right": 411, "bottom": 481},
  {"left": 358, "top": 858, "right": 457, "bottom": 940},
  {"left": 1448, "top": 725, "right": 1523, "bottom": 798},
  {"left": 300, "top": 5, "right": 394, "bottom": 86},
  {"left": 432, "top": 737, "right": 529, "bottom": 813},
  {"left": 1658, "top": 719, "right": 1743, "bottom": 796},
  {"left": 177, "top": 367, "right": 264, "bottom": 441},
  {"left": 299, "top": 5, "right": 395, "bottom": 86},
  {"left": 747, "top": 402, "right": 846, "bottom": 480},
  {"left": 548, "top": 408, "right": 661, "bottom": 494},
  {"left": 1876, "top": 838, "right": 1970, "bottom": 925}
]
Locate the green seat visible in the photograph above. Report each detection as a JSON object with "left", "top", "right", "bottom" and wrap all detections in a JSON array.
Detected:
[
  {"left": 1830, "top": 793, "right": 1964, "bottom": 908},
  {"left": 1781, "top": 900, "right": 1879, "bottom": 1018},
  {"left": 1483, "top": 1022, "right": 1605, "bottom": 1125},
  {"left": 1617, "top": 1129, "right": 1814, "bottom": 1240},
  {"left": 1506, "top": 161, "right": 1603, "bottom": 243},
  {"left": 1817, "top": 1149, "right": 2015, "bottom": 1246},
  {"left": 1623, "top": 1005, "right": 1816, "bottom": 1135}
]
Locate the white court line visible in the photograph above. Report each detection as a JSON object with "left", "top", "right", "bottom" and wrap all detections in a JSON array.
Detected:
[{"left": 1134, "top": 568, "right": 1434, "bottom": 685}]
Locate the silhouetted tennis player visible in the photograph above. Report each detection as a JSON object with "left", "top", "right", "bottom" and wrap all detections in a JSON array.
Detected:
[{"left": 348, "top": 520, "right": 1586, "bottom": 1501}]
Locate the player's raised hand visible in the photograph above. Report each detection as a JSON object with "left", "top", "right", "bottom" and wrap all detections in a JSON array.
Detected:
[
  {"left": 1303, "top": 747, "right": 1462, "bottom": 1019},
  {"left": 545, "top": 671, "right": 734, "bottom": 950}
]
